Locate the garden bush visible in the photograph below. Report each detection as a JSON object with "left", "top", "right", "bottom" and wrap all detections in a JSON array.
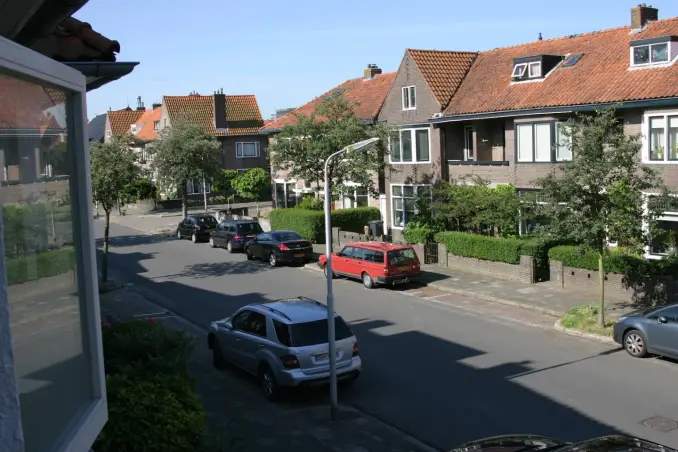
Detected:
[
  {"left": 5, "top": 247, "right": 75, "bottom": 286},
  {"left": 403, "top": 220, "right": 435, "bottom": 244},
  {"left": 331, "top": 207, "right": 380, "bottom": 233},
  {"left": 548, "top": 245, "right": 678, "bottom": 276},
  {"left": 435, "top": 231, "right": 524, "bottom": 264},
  {"left": 296, "top": 196, "right": 323, "bottom": 210},
  {"left": 269, "top": 207, "right": 381, "bottom": 242}
]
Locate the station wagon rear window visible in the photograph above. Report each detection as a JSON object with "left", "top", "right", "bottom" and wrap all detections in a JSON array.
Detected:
[
  {"left": 387, "top": 248, "right": 417, "bottom": 265},
  {"left": 289, "top": 317, "right": 353, "bottom": 347},
  {"left": 237, "top": 223, "right": 263, "bottom": 234},
  {"left": 196, "top": 216, "right": 218, "bottom": 226}
]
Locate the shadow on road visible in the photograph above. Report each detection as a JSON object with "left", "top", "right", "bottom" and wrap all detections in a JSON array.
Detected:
[
  {"left": 153, "top": 260, "right": 271, "bottom": 280},
  {"left": 96, "top": 233, "right": 174, "bottom": 248}
]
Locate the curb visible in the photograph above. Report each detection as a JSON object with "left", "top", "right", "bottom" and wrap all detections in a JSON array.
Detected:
[{"left": 553, "top": 319, "right": 616, "bottom": 345}]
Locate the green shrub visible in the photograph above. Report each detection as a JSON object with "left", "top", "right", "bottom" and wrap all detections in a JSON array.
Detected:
[
  {"left": 519, "top": 237, "right": 572, "bottom": 267},
  {"left": 297, "top": 196, "right": 323, "bottom": 210},
  {"left": 269, "top": 208, "right": 324, "bottom": 242},
  {"left": 403, "top": 220, "right": 435, "bottom": 244},
  {"left": 95, "top": 373, "right": 206, "bottom": 452},
  {"left": 5, "top": 247, "right": 75, "bottom": 286},
  {"left": 435, "top": 231, "right": 524, "bottom": 264},
  {"left": 102, "top": 320, "right": 193, "bottom": 378},
  {"left": 331, "top": 207, "right": 380, "bottom": 233},
  {"left": 548, "top": 245, "right": 678, "bottom": 275}
]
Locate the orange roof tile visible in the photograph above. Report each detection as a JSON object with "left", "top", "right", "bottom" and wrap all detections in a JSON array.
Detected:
[
  {"left": 0, "top": 73, "right": 65, "bottom": 131},
  {"left": 407, "top": 49, "right": 478, "bottom": 108},
  {"left": 444, "top": 17, "right": 678, "bottom": 116},
  {"left": 262, "top": 72, "right": 396, "bottom": 131},
  {"left": 108, "top": 108, "right": 145, "bottom": 135},
  {"left": 133, "top": 107, "right": 161, "bottom": 141},
  {"left": 163, "top": 94, "right": 263, "bottom": 136}
]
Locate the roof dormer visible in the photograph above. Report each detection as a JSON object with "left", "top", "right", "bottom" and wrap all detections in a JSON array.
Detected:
[
  {"left": 629, "top": 36, "right": 678, "bottom": 68},
  {"left": 511, "top": 55, "right": 564, "bottom": 82}
]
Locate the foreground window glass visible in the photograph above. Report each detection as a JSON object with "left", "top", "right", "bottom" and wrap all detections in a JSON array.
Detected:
[{"left": 1, "top": 72, "right": 93, "bottom": 451}]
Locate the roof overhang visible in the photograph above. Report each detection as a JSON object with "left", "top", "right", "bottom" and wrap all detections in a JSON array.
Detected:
[
  {"left": 65, "top": 61, "right": 139, "bottom": 91},
  {"left": 430, "top": 97, "right": 678, "bottom": 124},
  {"left": 1, "top": 0, "right": 89, "bottom": 46},
  {"left": 260, "top": 118, "right": 376, "bottom": 134}
]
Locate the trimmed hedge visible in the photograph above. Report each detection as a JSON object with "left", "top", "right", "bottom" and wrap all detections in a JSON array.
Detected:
[
  {"left": 5, "top": 247, "right": 75, "bottom": 286},
  {"left": 548, "top": 245, "right": 678, "bottom": 276},
  {"left": 435, "top": 231, "right": 524, "bottom": 264},
  {"left": 269, "top": 207, "right": 381, "bottom": 243}
]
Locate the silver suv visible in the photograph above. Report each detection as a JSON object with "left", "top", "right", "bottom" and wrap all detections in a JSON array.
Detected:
[{"left": 207, "top": 297, "right": 361, "bottom": 400}]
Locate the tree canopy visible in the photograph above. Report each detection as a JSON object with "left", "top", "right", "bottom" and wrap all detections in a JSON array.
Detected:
[
  {"left": 268, "top": 96, "right": 392, "bottom": 197},
  {"left": 231, "top": 168, "right": 270, "bottom": 215}
]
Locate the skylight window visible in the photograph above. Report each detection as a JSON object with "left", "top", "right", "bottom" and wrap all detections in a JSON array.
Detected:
[
  {"left": 562, "top": 53, "right": 583, "bottom": 67},
  {"left": 512, "top": 63, "right": 527, "bottom": 77},
  {"left": 632, "top": 42, "right": 669, "bottom": 65}
]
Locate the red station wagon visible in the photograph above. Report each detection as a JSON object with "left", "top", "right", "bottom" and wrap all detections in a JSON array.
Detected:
[{"left": 318, "top": 242, "right": 421, "bottom": 289}]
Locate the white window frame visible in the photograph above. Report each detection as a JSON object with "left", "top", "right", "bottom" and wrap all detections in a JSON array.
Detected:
[
  {"left": 630, "top": 42, "right": 672, "bottom": 67},
  {"left": 512, "top": 63, "right": 527, "bottom": 77},
  {"left": 528, "top": 61, "right": 542, "bottom": 78},
  {"left": 39, "top": 146, "right": 52, "bottom": 176},
  {"left": 0, "top": 35, "right": 107, "bottom": 451},
  {"left": 389, "top": 127, "right": 431, "bottom": 164},
  {"left": 273, "top": 179, "right": 299, "bottom": 208},
  {"left": 642, "top": 111, "right": 678, "bottom": 164},
  {"left": 390, "top": 184, "right": 432, "bottom": 230},
  {"left": 555, "top": 122, "right": 573, "bottom": 162},
  {"left": 153, "top": 120, "right": 159, "bottom": 130},
  {"left": 236, "top": 141, "right": 260, "bottom": 158},
  {"left": 342, "top": 186, "right": 369, "bottom": 209},
  {"left": 187, "top": 179, "right": 210, "bottom": 194},
  {"left": 464, "top": 125, "right": 474, "bottom": 160},
  {"left": 401, "top": 85, "right": 416, "bottom": 110},
  {"left": 643, "top": 193, "right": 678, "bottom": 258},
  {"left": 516, "top": 121, "right": 554, "bottom": 163}
]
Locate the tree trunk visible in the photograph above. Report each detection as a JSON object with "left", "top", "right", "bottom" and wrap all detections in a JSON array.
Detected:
[
  {"left": 598, "top": 251, "right": 605, "bottom": 328},
  {"left": 181, "top": 183, "right": 188, "bottom": 219},
  {"left": 256, "top": 199, "right": 260, "bottom": 217},
  {"left": 102, "top": 210, "right": 110, "bottom": 283}
]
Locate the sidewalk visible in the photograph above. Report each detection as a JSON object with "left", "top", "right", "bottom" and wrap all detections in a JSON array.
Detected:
[{"left": 99, "top": 285, "right": 437, "bottom": 452}]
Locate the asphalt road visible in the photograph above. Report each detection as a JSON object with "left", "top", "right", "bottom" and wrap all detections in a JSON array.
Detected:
[{"left": 96, "top": 221, "right": 678, "bottom": 451}]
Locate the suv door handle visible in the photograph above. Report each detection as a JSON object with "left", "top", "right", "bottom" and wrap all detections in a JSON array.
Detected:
[{"left": 257, "top": 344, "right": 265, "bottom": 348}]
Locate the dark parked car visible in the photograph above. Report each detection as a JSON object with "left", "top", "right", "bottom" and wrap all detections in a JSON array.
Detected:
[
  {"left": 244, "top": 231, "right": 313, "bottom": 267},
  {"left": 176, "top": 214, "right": 218, "bottom": 243},
  {"left": 613, "top": 303, "right": 678, "bottom": 359},
  {"left": 209, "top": 220, "right": 263, "bottom": 253},
  {"left": 449, "top": 434, "right": 676, "bottom": 452}
]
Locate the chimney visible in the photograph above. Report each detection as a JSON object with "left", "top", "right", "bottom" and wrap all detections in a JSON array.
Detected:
[
  {"left": 136, "top": 96, "right": 145, "bottom": 111},
  {"left": 364, "top": 64, "right": 382, "bottom": 80},
  {"left": 212, "top": 88, "right": 227, "bottom": 129},
  {"left": 538, "top": 32, "right": 543, "bottom": 41},
  {"left": 631, "top": 4, "right": 658, "bottom": 31},
  {"left": 152, "top": 102, "right": 161, "bottom": 110}
]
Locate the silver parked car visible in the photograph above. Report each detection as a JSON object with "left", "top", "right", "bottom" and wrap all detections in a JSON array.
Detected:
[
  {"left": 613, "top": 303, "right": 678, "bottom": 359},
  {"left": 207, "top": 297, "right": 362, "bottom": 400}
]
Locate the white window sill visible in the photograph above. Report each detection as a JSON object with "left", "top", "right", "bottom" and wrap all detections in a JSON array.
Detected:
[
  {"left": 389, "top": 160, "right": 431, "bottom": 165},
  {"left": 401, "top": 107, "right": 417, "bottom": 111},
  {"left": 236, "top": 155, "right": 260, "bottom": 159},
  {"left": 390, "top": 225, "right": 404, "bottom": 230},
  {"left": 642, "top": 159, "right": 678, "bottom": 164}
]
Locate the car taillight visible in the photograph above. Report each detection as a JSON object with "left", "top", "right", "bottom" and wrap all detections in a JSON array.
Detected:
[
  {"left": 352, "top": 342, "right": 359, "bottom": 357},
  {"left": 383, "top": 267, "right": 389, "bottom": 275},
  {"left": 278, "top": 244, "right": 290, "bottom": 250},
  {"left": 280, "top": 355, "right": 300, "bottom": 369},
  {"left": 233, "top": 234, "right": 242, "bottom": 240}
]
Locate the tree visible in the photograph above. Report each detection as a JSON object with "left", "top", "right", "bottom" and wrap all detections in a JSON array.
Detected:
[
  {"left": 231, "top": 168, "right": 270, "bottom": 216},
  {"left": 211, "top": 169, "right": 238, "bottom": 208},
  {"left": 151, "top": 118, "right": 223, "bottom": 218},
  {"left": 268, "top": 96, "right": 392, "bottom": 197},
  {"left": 535, "top": 108, "right": 669, "bottom": 327},
  {"left": 90, "top": 134, "right": 139, "bottom": 283}
]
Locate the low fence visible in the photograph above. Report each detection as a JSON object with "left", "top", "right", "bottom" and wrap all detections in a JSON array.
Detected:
[{"left": 437, "top": 243, "right": 536, "bottom": 284}]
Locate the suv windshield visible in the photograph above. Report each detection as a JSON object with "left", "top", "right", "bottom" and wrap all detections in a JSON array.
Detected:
[
  {"left": 273, "top": 231, "right": 302, "bottom": 242},
  {"left": 387, "top": 248, "right": 417, "bottom": 265},
  {"left": 196, "top": 216, "right": 218, "bottom": 227},
  {"left": 237, "top": 222, "right": 263, "bottom": 234},
  {"left": 289, "top": 317, "right": 353, "bottom": 347}
]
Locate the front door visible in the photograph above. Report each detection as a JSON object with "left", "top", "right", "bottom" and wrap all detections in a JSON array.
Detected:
[{"left": 223, "top": 310, "right": 254, "bottom": 368}]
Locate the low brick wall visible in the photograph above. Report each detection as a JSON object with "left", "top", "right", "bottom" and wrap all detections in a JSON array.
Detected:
[
  {"left": 549, "top": 260, "right": 678, "bottom": 305},
  {"left": 444, "top": 253, "right": 536, "bottom": 283}
]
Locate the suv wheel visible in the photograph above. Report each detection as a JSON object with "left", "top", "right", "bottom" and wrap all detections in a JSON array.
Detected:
[
  {"left": 191, "top": 233, "right": 198, "bottom": 243},
  {"left": 269, "top": 253, "right": 278, "bottom": 267},
  {"left": 246, "top": 248, "right": 254, "bottom": 260},
  {"left": 209, "top": 237, "right": 216, "bottom": 248},
  {"left": 177, "top": 230, "right": 182, "bottom": 240},
  {"left": 362, "top": 272, "right": 374, "bottom": 289},
  {"left": 260, "top": 365, "right": 280, "bottom": 401},
  {"left": 227, "top": 241, "right": 234, "bottom": 253},
  {"left": 211, "top": 340, "right": 226, "bottom": 369}
]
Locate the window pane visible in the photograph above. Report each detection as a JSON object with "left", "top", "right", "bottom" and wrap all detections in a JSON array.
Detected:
[
  {"left": 391, "top": 133, "right": 401, "bottom": 162},
  {"left": 669, "top": 116, "right": 678, "bottom": 160},
  {"left": 409, "top": 87, "right": 416, "bottom": 108},
  {"left": 528, "top": 62, "right": 541, "bottom": 77},
  {"left": 517, "top": 124, "right": 534, "bottom": 162},
  {"left": 402, "top": 87, "right": 409, "bottom": 109},
  {"left": 355, "top": 187, "right": 368, "bottom": 207},
  {"left": 275, "top": 183, "right": 285, "bottom": 208},
  {"left": 649, "top": 117, "right": 666, "bottom": 161},
  {"left": 651, "top": 43, "right": 669, "bottom": 63},
  {"left": 401, "top": 130, "right": 412, "bottom": 161},
  {"left": 393, "top": 198, "right": 404, "bottom": 227},
  {"left": 403, "top": 185, "right": 415, "bottom": 197},
  {"left": 633, "top": 46, "right": 650, "bottom": 64},
  {"left": 556, "top": 123, "right": 572, "bottom": 161},
  {"left": 290, "top": 317, "right": 353, "bottom": 347},
  {"left": 404, "top": 198, "right": 416, "bottom": 226},
  {"left": 286, "top": 183, "right": 297, "bottom": 207},
  {"left": 534, "top": 123, "right": 552, "bottom": 162},
  {"left": 342, "top": 194, "right": 353, "bottom": 209},
  {"left": 392, "top": 185, "right": 402, "bottom": 197},
  {"left": 415, "top": 129, "right": 430, "bottom": 161},
  {"left": 1, "top": 73, "right": 93, "bottom": 452}
]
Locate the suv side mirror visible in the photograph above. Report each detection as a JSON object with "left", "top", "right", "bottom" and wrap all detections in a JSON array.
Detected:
[
  {"left": 658, "top": 316, "right": 668, "bottom": 324},
  {"left": 222, "top": 321, "right": 233, "bottom": 330}
]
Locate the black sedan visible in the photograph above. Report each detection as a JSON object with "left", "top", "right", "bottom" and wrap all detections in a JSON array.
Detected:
[
  {"left": 449, "top": 434, "right": 676, "bottom": 452},
  {"left": 244, "top": 231, "right": 313, "bottom": 267},
  {"left": 613, "top": 303, "right": 678, "bottom": 359}
]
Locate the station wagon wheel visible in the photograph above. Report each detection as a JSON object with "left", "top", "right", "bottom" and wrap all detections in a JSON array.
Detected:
[
  {"left": 324, "top": 264, "right": 335, "bottom": 279},
  {"left": 362, "top": 272, "right": 374, "bottom": 289},
  {"left": 623, "top": 329, "right": 648, "bottom": 358},
  {"left": 269, "top": 253, "right": 278, "bottom": 267},
  {"left": 227, "top": 240, "right": 233, "bottom": 253},
  {"left": 191, "top": 232, "right": 198, "bottom": 243},
  {"left": 246, "top": 247, "right": 254, "bottom": 260},
  {"left": 209, "top": 237, "right": 216, "bottom": 248}
]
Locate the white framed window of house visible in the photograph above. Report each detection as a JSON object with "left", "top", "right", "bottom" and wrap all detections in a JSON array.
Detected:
[
  {"left": 0, "top": 35, "right": 108, "bottom": 452},
  {"left": 390, "top": 127, "right": 430, "bottom": 163},
  {"left": 643, "top": 112, "right": 678, "bottom": 163},
  {"left": 236, "top": 141, "right": 260, "bottom": 158},
  {"left": 516, "top": 121, "right": 553, "bottom": 163},
  {"left": 273, "top": 179, "right": 298, "bottom": 208},
  {"left": 106, "top": 129, "right": 111, "bottom": 138},
  {"left": 401, "top": 85, "right": 416, "bottom": 110},
  {"left": 555, "top": 122, "right": 573, "bottom": 161},
  {"left": 390, "top": 184, "right": 432, "bottom": 229},
  {"left": 187, "top": 179, "right": 210, "bottom": 194},
  {"left": 153, "top": 120, "right": 159, "bottom": 130},
  {"left": 342, "top": 186, "right": 369, "bottom": 208},
  {"left": 528, "top": 61, "right": 542, "bottom": 78},
  {"left": 630, "top": 41, "right": 671, "bottom": 67}
]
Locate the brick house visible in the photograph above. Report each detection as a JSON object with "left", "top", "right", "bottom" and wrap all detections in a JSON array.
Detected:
[
  {"left": 429, "top": 5, "right": 678, "bottom": 258},
  {"left": 260, "top": 65, "right": 395, "bottom": 217},
  {"left": 377, "top": 49, "right": 477, "bottom": 238},
  {"left": 159, "top": 91, "right": 269, "bottom": 201}
]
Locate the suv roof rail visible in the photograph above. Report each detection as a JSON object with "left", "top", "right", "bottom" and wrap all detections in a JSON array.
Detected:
[
  {"left": 296, "top": 296, "right": 326, "bottom": 307},
  {"left": 259, "top": 304, "right": 291, "bottom": 321}
]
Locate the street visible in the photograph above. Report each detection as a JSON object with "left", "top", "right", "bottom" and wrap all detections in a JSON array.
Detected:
[{"left": 96, "top": 221, "right": 678, "bottom": 451}]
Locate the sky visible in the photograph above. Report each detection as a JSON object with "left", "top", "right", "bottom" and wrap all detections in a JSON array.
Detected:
[{"left": 77, "top": 0, "right": 678, "bottom": 121}]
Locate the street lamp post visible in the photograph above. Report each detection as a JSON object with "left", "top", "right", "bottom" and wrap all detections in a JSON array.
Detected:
[{"left": 323, "top": 137, "right": 379, "bottom": 421}]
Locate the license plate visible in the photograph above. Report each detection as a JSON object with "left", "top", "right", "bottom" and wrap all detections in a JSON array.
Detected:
[
  {"left": 247, "top": 235, "right": 255, "bottom": 238},
  {"left": 314, "top": 351, "right": 340, "bottom": 363},
  {"left": 398, "top": 265, "right": 409, "bottom": 271},
  {"left": 294, "top": 253, "right": 304, "bottom": 257}
]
